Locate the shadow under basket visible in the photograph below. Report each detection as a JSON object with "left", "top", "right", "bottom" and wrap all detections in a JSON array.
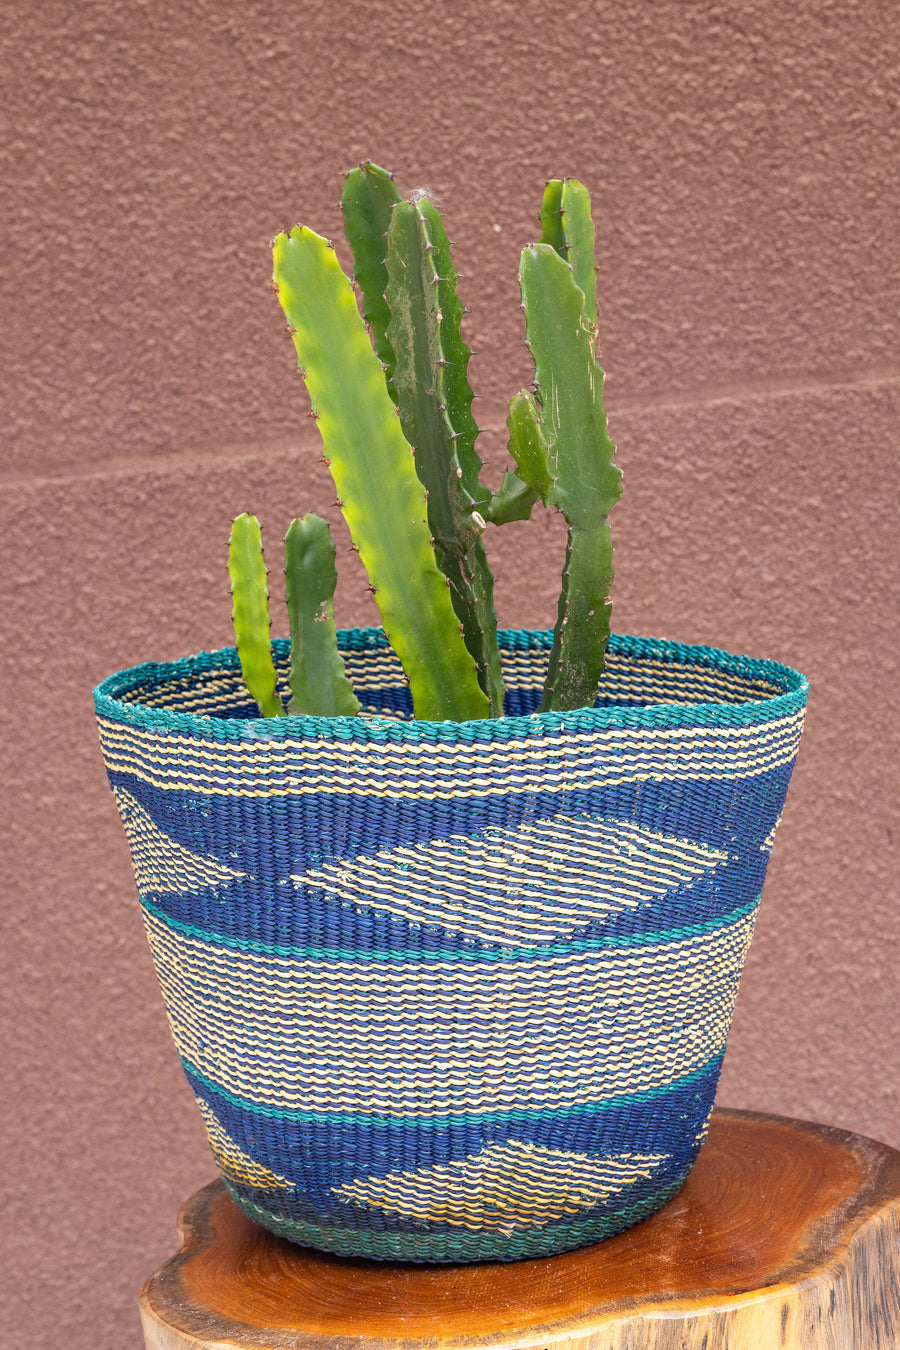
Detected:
[{"left": 94, "top": 629, "right": 808, "bottom": 1263}]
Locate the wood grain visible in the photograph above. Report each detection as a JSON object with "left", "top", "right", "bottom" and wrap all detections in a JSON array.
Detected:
[{"left": 140, "top": 1108, "right": 900, "bottom": 1350}]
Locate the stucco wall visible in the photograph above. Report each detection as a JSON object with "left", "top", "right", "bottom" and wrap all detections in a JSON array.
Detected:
[{"left": 2, "top": 3, "right": 897, "bottom": 1346}]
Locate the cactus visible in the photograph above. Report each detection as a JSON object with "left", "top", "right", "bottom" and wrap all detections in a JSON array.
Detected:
[
  {"left": 284, "top": 515, "right": 359, "bottom": 717},
  {"left": 228, "top": 170, "right": 623, "bottom": 723},
  {"left": 505, "top": 389, "right": 553, "bottom": 502},
  {"left": 517, "top": 224, "right": 622, "bottom": 711},
  {"left": 228, "top": 514, "right": 285, "bottom": 719},
  {"left": 384, "top": 198, "right": 505, "bottom": 715},
  {"left": 271, "top": 224, "right": 489, "bottom": 722}
]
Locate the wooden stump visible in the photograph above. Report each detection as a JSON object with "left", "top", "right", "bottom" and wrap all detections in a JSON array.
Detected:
[{"left": 140, "top": 1109, "right": 900, "bottom": 1350}]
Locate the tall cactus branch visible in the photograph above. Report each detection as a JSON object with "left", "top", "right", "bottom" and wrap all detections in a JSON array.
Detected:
[
  {"left": 384, "top": 198, "right": 505, "bottom": 716},
  {"left": 340, "top": 162, "right": 401, "bottom": 381},
  {"left": 272, "top": 224, "right": 489, "bottom": 722},
  {"left": 518, "top": 240, "right": 622, "bottom": 712},
  {"left": 482, "top": 176, "right": 599, "bottom": 535}
]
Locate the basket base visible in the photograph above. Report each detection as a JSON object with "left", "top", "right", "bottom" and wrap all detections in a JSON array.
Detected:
[{"left": 225, "top": 1175, "right": 686, "bottom": 1263}]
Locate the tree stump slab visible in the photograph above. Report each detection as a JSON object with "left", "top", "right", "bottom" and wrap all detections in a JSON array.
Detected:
[{"left": 140, "top": 1109, "right": 900, "bottom": 1350}]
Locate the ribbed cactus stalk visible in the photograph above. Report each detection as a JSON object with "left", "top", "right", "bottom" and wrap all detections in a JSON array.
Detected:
[
  {"left": 284, "top": 514, "right": 359, "bottom": 717},
  {"left": 516, "top": 179, "right": 622, "bottom": 712},
  {"left": 539, "top": 177, "right": 599, "bottom": 336},
  {"left": 383, "top": 197, "right": 505, "bottom": 715},
  {"left": 340, "top": 162, "right": 400, "bottom": 381},
  {"left": 228, "top": 514, "right": 285, "bottom": 719},
  {"left": 271, "top": 224, "right": 489, "bottom": 722}
]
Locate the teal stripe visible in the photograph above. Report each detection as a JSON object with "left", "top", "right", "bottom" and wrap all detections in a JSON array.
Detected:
[
  {"left": 141, "top": 894, "right": 760, "bottom": 962},
  {"left": 182, "top": 1052, "right": 724, "bottom": 1128}
]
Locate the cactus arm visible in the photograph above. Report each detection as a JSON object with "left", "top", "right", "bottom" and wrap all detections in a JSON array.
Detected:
[
  {"left": 479, "top": 390, "right": 550, "bottom": 525},
  {"left": 272, "top": 225, "right": 489, "bottom": 722},
  {"left": 383, "top": 201, "right": 456, "bottom": 532},
  {"left": 415, "top": 197, "right": 482, "bottom": 498},
  {"left": 384, "top": 199, "right": 505, "bottom": 716},
  {"left": 481, "top": 470, "right": 538, "bottom": 525},
  {"left": 540, "top": 178, "right": 598, "bottom": 337},
  {"left": 340, "top": 162, "right": 401, "bottom": 380},
  {"left": 284, "top": 515, "right": 359, "bottom": 717},
  {"left": 519, "top": 242, "right": 622, "bottom": 712},
  {"left": 506, "top": 388, "right": 553, "bottom": 504},
  {"left": 228, "top": 514, "right": 285, "bottom": 719}
]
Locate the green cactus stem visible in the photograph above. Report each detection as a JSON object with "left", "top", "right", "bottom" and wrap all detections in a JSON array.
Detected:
[
  {"left": 384, "top": 197, "right": 505, "bottom": 715},
  {"left": 518, "top": 241, "right": 622, "bottom": 712},
  {"left": 481, "top": 392, "right": 550, "bottom": 525},
  {"left": 228, "top": 513, "right": 285, "bottom": 719},
  {"left": 272, "top": 224, "right": 489, "bottom": 722},
  {"left": 284, "top": 514, "right": 359, "bottom": 717},
  {"left": 340, "top": 162, "right": 401, "bottom": 381},
  {"left": 540, "top": 178, "right": 599, "bottom": 337},
  {"left": 506, "top": 389, "right": 553, "bottom": 502},
  {"left": 416, "top": 198, "right": 483, "bottom": 496}
]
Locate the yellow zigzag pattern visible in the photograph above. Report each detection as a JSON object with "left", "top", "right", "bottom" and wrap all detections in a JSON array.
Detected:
[
  {"left": 112, "top": 787, "right": 246, "bottom": 896},
  {"left": 299, "top": 816, "right": 729, "bottom": 946},
  {"left": 333, "top": 1139, "right": 670, "bottom": 1230}
]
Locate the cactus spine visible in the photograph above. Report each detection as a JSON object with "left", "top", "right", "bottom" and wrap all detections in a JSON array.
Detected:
[
  {"left": 284, "top": 515, "right": 359, "bottom": 717},
  {"left": 228, "top": 514, "right": 285, "bottom": 719},
  {"left": 272, "top": 224, "right": 489, "bottom": 722},
  {"left": 384, "top": 198, "right": 505, "bottom": 715},
  {"left": 517, "top": 180, "right": 622, "bottom": 711}
]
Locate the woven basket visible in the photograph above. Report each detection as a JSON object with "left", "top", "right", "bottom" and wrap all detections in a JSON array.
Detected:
[{"left": 95, "top": 629, "right": 807, "bottom": 1263}]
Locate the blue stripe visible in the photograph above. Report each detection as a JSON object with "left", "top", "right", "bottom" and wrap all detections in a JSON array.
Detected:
[
  {"left": 182, "top": 1052, "right": 724, "bottom": 1129},
  {"left": 185, "top": 1056, "right": 723, "bottom": 1218},
  {"left": 110, "top": 761, "right": 797, "bottom": 874}
]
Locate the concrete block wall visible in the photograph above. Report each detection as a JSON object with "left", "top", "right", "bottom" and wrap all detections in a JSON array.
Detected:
[{"left": 2, "top": 3, "right": 897, "bottom": 1346}]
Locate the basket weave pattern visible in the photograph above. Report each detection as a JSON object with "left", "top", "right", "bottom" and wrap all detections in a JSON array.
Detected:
[{"left": 95, "top": 630, "right": 807, "bottom": 1262}]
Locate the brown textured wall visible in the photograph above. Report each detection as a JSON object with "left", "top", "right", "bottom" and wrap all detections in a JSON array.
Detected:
[{"left": 2, "top": 2, "right": 898, "bottom": 1346}]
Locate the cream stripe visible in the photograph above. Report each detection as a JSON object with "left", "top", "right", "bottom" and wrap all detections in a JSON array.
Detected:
[
  {"left": 196, "top": 1099, "right": 292, "bottom": 1189},
  {"left": 113, "top": 788, "right": 246, "bottom": 894},
  {"left": 98, "top": 721, "right": 804, "bottom": 803},
  {"left": 145, "top": 909, "right": 754, "bottom": 1115}
]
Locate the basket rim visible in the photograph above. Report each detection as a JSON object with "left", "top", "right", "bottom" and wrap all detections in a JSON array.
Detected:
[{"left": 93, "top": 627, "right": 809, "bottom": 743}]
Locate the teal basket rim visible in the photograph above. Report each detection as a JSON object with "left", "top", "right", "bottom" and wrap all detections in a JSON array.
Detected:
[{"left": 94, "top": 628, "right": 808, "bottom": 743}]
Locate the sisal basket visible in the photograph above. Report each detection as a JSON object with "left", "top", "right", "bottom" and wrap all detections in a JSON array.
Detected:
[{"left": 95, "top": 629, "right": 807, "bottom": 1262}]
